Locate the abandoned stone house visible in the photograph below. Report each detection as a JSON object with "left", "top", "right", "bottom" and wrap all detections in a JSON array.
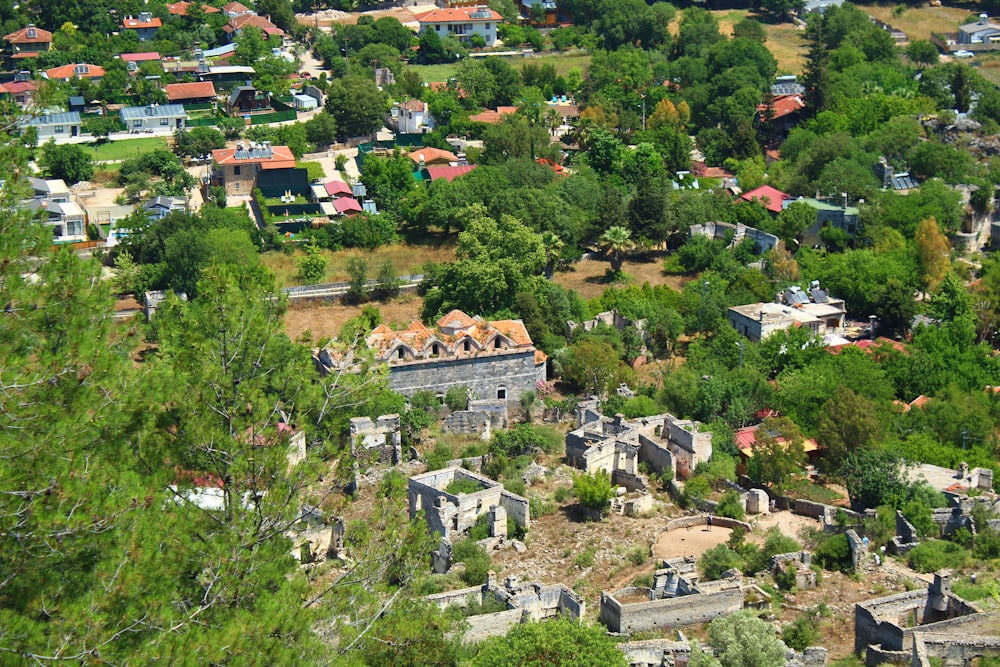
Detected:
[
  {"left": 317, "top": 310, "right": 546, "bottom": 402},
  {"left": 426, "top": 572, "right": 585, "bottom": 643},
  {"left": 855, "top": 570, "right": 1000, "bottom": 666},
  {"left": 565, "top": 401, "right": 712, "bottom": 483},
  {"left": 407, "top": 466, "right": 530, "bottom": 540},
  {"left": 349, "top": 414, "right": 402, "bottom": 465}
]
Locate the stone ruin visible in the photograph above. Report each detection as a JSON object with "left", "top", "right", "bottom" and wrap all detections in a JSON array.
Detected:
[
  {"left": 426, "top": 572, "right": 585, "bottom": 644},
  {"left": 442, "top": 398, "right": 508, "bottom": 439},
  {"left": 350, "top": 414, "right": 402, "bottom": 466},
  {"left": 409, "top": 465, "right": 530, "bottom": 573},
  {"left": 620, "top": 637, "right": 827, "bottom": 667},
  {"left": 599, "top": 556, "right": 750, "bottom": 635},
  {"left": 771, "top": 550, "right": 817, "bottom": 590},
  {"left": 564, "top": 402, "right": 712, "bottom": 486},
  {"left": 890, "top": 510, "right": 920, "bottom": 556},
  {"left": 855, "top": 570, "right": 987, "bottom": 665}
]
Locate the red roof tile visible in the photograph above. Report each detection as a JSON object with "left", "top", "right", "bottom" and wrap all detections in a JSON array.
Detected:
[
  {"left": 165, "top": 81, "right": 216, "bottom": 101},
  {"left": 121, "top": 52, "right": 161, "bottom": 62},
  {"left": 44, "top": 64, "right": 105, "bottom": 80},
  {"left": 122, "top": 16, "right": 164, "bottom": 29},
  {"left": 166, "top": 1, "right": 221, "bottom": 15},
  {"left": 225, "top": 13, "right": 285, "bottom": 36},
  {"left": 417, "top": 6, "right": 502, "bottom": 23},
  {"left": 758, "top": 94, "right": 805, "bottom": 121},
  {"left": 437, "top": 310, "right": 477, "bottom": 329},
  {"left": 399, "top": 98, "right": 426, "bottom": 112},
  {"left": 740, "top": 185, "right": 790, "bottom": 214},
  {"left": 4, "top": 25, "right": 52, "bottom": 44},
  {"left": 425, "top": 165, "right": 476, "bottom": 182},
  {"left": 407, "top": 146, "right": 458, "bottom": 165},
  {"left": 324, "top": 180, "right": 353, "bottom": 197},
  {"left": 212, "top": 145, "right": 296, "bottom": 169},
  {"left": 334, "top": 198, "right": 363, "bottom": 214}
]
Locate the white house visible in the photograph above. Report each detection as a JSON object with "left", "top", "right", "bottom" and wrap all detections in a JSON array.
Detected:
[
  {"left": 392, "top": 98, "right": 434, "bottom": 134},
  {"left": 120, "top": 104, "right": 187, "bottom": 132},
  {"left": 21, "top": 111, "right": 81, "bottom": 139},
  {"left": 26, "top": 199, "right": 86, "bottom": 242},
  {"left": 417, "top": 6, "right": 501, "bottom": 47},
  {"left": 959, "top": 14, "right": 1000, "bottom": 45}
]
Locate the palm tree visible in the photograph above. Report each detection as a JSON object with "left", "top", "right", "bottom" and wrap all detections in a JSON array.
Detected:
[
  {"left": 599, "top": 226, "right": 633, "bottom": 274},
  {"left": 541, "top": 232, "right": 564, "bottom": 279}
]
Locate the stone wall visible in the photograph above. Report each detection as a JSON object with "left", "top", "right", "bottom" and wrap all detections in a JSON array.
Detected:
[
  {"left": 350, "top": 414, "right": 402, "bottom": 465},
  {"left": 599, "top": 586, "right": 744, "bottom": 634},
  {"left": 386, "top": 349, "right": 539, "bottom": 400},
  {"left": 442, "top": 410, "right": 491, "bottom": 438},
  {"left": 408, "top": 467, "right": 520, "bottom": 538},
  {"left": 665, "top": 514, "right": 753, "bottom": 533},
  {"left": 637, "top": 433, "right": 675, "bottom": 475}
]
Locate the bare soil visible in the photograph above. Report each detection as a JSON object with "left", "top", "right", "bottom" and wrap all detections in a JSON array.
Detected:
[
  {"left": 284, "top": 293, "right": 424, "bottom": 343},
  {"left": 552, "top": 255, "right": 691, "bottom": 301}
]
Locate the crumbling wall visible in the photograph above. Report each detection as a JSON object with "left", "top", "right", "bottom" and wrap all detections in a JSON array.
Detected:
[
  {"left": 408, "top": 467, "right": 507, "bottom": 538},
  {"left": 499, "top": 489, "right": 530, "bottom": 530},
  {"left": 599, "top": 586, "right": 743, "bottom": 634},
  {"left": 350, "top": 415, "right": 402, "bottom": 465},
  {"left": 442, "top": 410, "right": 492, "bottom": 437}
]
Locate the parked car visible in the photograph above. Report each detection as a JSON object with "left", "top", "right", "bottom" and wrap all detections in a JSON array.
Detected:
[{"left": 954, "top": 50, "right": 975, "bottom": 58}]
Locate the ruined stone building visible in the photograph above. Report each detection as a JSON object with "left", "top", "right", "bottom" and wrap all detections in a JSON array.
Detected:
[
  {"left": 315, "top": 310, "right": 546, "bottom": 402},
  {"left": 407, "top": 466, "right": 529, "bottom": 540},
  {"left": 426, "top": 573, "right": 585, "bottom": 643},
  {"left": 855, "top": 570, "right": 997, "bottom": 665},
  {"left": 565, "top": 402, "right": 712, "bottom": 483},
  {"left": 349, "top": 414, "right": 402, "bottom": 465}
]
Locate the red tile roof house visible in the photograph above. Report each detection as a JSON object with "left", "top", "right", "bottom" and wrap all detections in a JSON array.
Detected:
[
  {"left": 43, "top": 63, "right": 105, "bottom": 82},
  {"left": 122, "top": 13, "right": 163, "bottom": 41},
  {"left": 165, "top": 81, "right": 217, "bottom": 105},
  {"left": 4, "top": 24, "right": 52, "bottom": 61},
  {"left": 740, "top": 185, "right": 791, "bottom": 215},
  {"left": 211, "top": 144, "right": 296, "bottom": 197},
  {"left": 316, "top": 309, "right": 547, "bottom": 401},
  {"left": 406, "top": 146, "right": 458, "bottom": 168},
  {"left": 224, "top": 13, "right": 285, "bottom": 40},
  {"left": 734, "top": 424, "right": 820, "bottom": 475},
  {"left": 166, "top": 1, "right": 221, "bottom": 16},
  {"left": 0, "top": 80, "right": 39, "bottom": 107},
  {"left": 468, "top": 106, "right": 518, "bottom": 124},
  {"left": 416, "top": 6, "right": 503, "bottom": 47}
]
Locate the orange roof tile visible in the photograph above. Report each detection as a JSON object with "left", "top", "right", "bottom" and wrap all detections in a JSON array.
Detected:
[
  {"left": 489, "top": 320, "right": 532, "bottom": 346},
  {"left": 407, "top": 146, "right": 458, "bottom": 165},
  {"left": 44, "top": 63, "right": 105, "bottom": 80},
  {"left": 437, "top": 310, "right": 477, "bottom": 329},
  {"left": 212, "top": 145, "right": 296, "bottom": 169},
  {"left": 399, "top": 98, "right": 426, "bottom": 112},
  {"left": 166, "top": 1, "right": 221, "bottom": 15},
  {"left": 4, "top": 25, "right": 52, "bottom": 44},
  {"left": 417, "top": 6, "right": 502, "bottom": 23},
  {"left": 225, "top": 13, "right": 285, "bottom": 35},
  {"left": 165, "top": 81, "right": 217, "bottom": 101},
  {"left": 122, "top": 16, "right": 164, "bottom": 29}
]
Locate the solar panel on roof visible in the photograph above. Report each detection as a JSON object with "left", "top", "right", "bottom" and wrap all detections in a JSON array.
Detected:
[{"left": 810, "top": 288, "right": 829, "bottom": 303}]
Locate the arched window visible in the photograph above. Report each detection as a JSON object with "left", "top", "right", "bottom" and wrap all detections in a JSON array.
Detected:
[
  {"left": 397, "top": 347, "right": 407, "bottom": 360},
  {"left": 493, "top": 337, "right": 503, "bottom": 350},
  {"left": 462, "top": 339, "right": 471, "bottom": 353},
  {"left": 497, "top": 386, "right": 507, "bottom": 400}
]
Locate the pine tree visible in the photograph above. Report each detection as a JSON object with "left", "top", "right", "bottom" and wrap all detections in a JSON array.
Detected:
[{"left": 802, "top": 14, "right": 831, "bottom": 115}]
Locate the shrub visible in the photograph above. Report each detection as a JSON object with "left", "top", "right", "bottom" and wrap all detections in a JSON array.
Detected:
[
  {"left": 444, "top": 386, "right": 468, "bottom": 411},
  {"left": 553, "top": 486, "right": 572, "bottom": 503},
  {"left": 684, "top": 476, "right": 712, "bottom": 503},
  {"left": 410, "top": 390, "right": 441, "bottom": 415},
  {"left": 425, "top": 442, "right": 453, "bottom": 471},
  {"left": 907, "top": 540, "right": 969, "bottom": 573},
  {"left": 503, "top": 478, "right": 527, "bottom": 497},
  {"left": 573, "top": 470, "right": 614, "bottom": 511},
  {"left": 453, "top": 539, "right": 491, "bottom": 585},
  {"left": 782, "top": 615, "right": 819, "bottom": 651},
  {"left": 715, "top": 490, "right": 745, "bottom": 520},
  {"left": 814, "top": 534, "right": 851, "bottom": 571},
  {"left": 700, "top": 544, "right": 744, "bottom": 580},
  {"left": 774, "top": 564, "right": 798, "bottom": 592},
  {"left": 530, "top": 496, "right": 558, "bottom": 517},
  {"left": 446, "top": 477, "right": 483, "bottom": 495},
  {"left": 468, "top": 513, "right": 491, "bottom": 541},
  {"left": 627, "top": 546, "right": 648, "bottom": 566},
  {"left": 574, "top": 546, "right": 597, "bottom": 569}
]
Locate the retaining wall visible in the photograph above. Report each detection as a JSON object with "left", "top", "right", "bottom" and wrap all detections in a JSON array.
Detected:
[{"left": 665, "top": 514, "right": 753, "bottom": 533}]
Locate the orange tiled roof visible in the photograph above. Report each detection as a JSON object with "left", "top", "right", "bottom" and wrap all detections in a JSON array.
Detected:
[
  {"left": 212, "top": 145, "right": 296, "bottom": 169},
  {"left": 166, "top": 1, "right": 221, "bottom": 15},
  {"left": 399, "top": 98, "right": 426, "bottom": 112},
  {"left": 223, "top": 1, "right": 252, "bottom": 13},
  {"left": 437, "top": 310, "right": 477, "bottom": 329},
  {"left": 407, "top": 146, "right": 458, "bottom": 165},
  {"left": 4, "top": 25, "right": 52, "bottom": 44},
  {"left": 416, "top": 6, "right": 502, "bottom": 23},
  {"left": 123, "top": 16, "right": 164, "bottom": 29},
  {"left": 44, "top": 63, "right": 105, "bottom": 80},
  {"left": 368, "top": 311, "right": 536, "bottom": 360},
  {"left": 165, "top": 81, "right": 216, "bottom": 101},
  {"left": 225, "top": 13, "right": 285, "bottom": 36}
]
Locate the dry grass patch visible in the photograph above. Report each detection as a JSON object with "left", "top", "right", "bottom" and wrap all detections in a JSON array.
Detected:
[
  {"left": 860, "top": 3, "right": 972, "bottom": 42},
  {"left": 668, "top": 8, "right": 807, "bottom": 73},
  {"left": 284, "top": 293, "right": 424, "bottom": 343},
  {"left": 553, "top": 255, "right": 691, "bottom": 301},
  {"left": 262, "top": 241, "right": 457, "bottom": 289}
]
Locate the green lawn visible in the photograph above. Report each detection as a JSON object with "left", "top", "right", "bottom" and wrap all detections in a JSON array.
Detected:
[
  {"left": 82, "top": 137, "right": 170, "bottom": 162},
  {"left": 409, "top": 51, "right": 591, "bottom": 84}
]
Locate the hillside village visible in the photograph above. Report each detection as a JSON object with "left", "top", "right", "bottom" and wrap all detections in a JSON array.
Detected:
[{"left": 7, "top": 0, "right": 1000, "bottom": 664}]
